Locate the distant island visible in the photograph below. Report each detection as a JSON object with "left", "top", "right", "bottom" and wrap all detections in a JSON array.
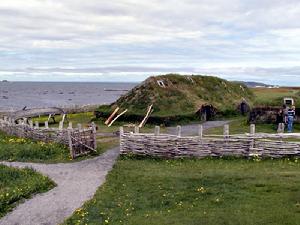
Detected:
[
  {"left": 240, "top": 81, "right": 279, "bottom": 88},
  {"left": 2, "top": 80, "right": 8, "bottom": 82}
]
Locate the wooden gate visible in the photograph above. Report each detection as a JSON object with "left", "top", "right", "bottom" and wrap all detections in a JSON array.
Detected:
[{"left": 67, "top": 123, "right": 97, "bottom": 159}]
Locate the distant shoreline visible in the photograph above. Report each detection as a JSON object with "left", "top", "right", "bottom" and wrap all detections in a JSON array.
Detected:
[{"left": 0, "top": 104, "right": 103, "bottom": 116}]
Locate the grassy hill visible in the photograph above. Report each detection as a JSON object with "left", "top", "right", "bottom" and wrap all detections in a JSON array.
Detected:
[{"left": 106, "top": 74, "right": 254, "bottom": 117}]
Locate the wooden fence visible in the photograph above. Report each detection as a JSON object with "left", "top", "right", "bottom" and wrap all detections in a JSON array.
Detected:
[
  {"left": 120, "top": 125, "right": 300, "bottom": 159},
  {"left": 0, "top": 116, "right": 97, "bottom": 159}
]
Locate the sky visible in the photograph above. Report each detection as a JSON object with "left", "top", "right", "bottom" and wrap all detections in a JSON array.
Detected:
[{"left": 1, "top": 0, "right": 300, "bottom": 85}]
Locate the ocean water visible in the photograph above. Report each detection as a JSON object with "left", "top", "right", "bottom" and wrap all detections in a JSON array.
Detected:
[{"left": 0, "top": 82, "right": 137, "bottom": 110}]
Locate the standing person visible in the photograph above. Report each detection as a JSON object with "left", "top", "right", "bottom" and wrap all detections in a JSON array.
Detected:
[
  {"left": 276, "top": 109, "right": 284, "bottom": 133},
  {"left": 287, "top": 106, "right": 296, "bottom": 133},
  {"left": 283, "top": 104, "right": 288, "bottom": 124}
]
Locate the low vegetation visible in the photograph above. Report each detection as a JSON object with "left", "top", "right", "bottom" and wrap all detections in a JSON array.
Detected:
[
  {"left": 0, "top": 165, "right": 55, "bottom": 217},
  {"left": 63, "top": 157, "right": 300, "bottom": 225}
]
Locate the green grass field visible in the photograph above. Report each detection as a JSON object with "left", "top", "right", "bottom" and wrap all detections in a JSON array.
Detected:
[
  {"left": 63, "top": 157, "right": 300, "bottom": 225},
  {"left": 252, "top": 87, "right": 300, "bottom": 107},
  {"left": 0, "top": 165, "right": 55, "bottom": 217}
]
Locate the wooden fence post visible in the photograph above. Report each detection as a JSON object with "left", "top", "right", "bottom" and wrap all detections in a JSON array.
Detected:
[
  {"left": 35, "top": 121, "right": 39, "bottom": 129},
  {"left": 45, "top": 121, "right": 49, "bottom": 129},
  {"left": 119, "top": 126, "right": 124, "bottom": 153},
  {"left": 92, "top": 122, "right": 97, "bottom": 150},
  {"left": 177, "top": 125, "right": 182, "bottom": 137},
  {"left": 249, "top": 124, "right": 256, "bottom": 154},
  {"left": 198, "top": 125, "right": 203, "bottom": 139},
  {"left": 250, "top": 124, "right": 256, "bottom": 136},
  {"left": 154, "top": 126, "right": 160, "bottom": 136},
  {"left": 224, "top": 124, "right": 229, "bottom": 138},
  {"left": 67, "top": 129, "right": 74, "bottom": 159},
  {"left": 134, "top": 126, "right": 140, "bottom": 134}
]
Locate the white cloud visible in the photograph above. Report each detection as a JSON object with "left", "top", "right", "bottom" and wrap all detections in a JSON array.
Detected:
[{"left": 1, "top": 0, "right": 300, "bottom": 84}]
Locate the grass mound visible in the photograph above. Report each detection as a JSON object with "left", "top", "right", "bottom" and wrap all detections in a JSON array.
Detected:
[
  {"left": 0, "top": 165, "right": 55, "bottom": 217},
  {"left": 109, "top": 74, "right": 254, "bottom": 117},
  {"left": 63, "top": 157, "right": 300, "bottom": 225}
]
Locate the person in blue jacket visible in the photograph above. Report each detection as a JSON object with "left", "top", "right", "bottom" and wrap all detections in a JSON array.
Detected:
[{"left": 287, "top": 106, "right": 296, "bottom": 133}]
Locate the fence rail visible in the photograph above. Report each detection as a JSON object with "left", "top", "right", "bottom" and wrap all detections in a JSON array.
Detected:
[{"left": 120, "top": 125, "right": 300, "bottom": 159}]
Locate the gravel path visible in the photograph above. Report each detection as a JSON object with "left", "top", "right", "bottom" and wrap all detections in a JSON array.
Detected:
[
  {"left": 0, "top": 147, "right": 119, "bottom": 225},
  {"left": 167, "top": 120, "right": 230, "bottom": 136}
]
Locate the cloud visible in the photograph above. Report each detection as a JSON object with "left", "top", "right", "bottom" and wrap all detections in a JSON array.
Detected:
[{"left": 1, "top": 0, "right": 300, "bottom": 84}]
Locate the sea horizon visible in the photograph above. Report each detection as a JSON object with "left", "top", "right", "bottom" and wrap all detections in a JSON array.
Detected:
[{"left": 0, "top": 82, "right": 137, "bottom": 111}]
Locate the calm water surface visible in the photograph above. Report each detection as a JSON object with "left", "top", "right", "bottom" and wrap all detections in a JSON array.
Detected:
[{"left": 0, "top": 82, "right": 137, "bottom": 110}]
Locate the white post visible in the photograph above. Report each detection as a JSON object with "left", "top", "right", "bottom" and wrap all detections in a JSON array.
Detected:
[
  {"left": 198, "top": 124, "right": 203, "bottom": 139},
  {"left": 45, "top": 121, "right": 49, "bottom": 129},
  {"left": 224, "top": 124, "right": 229, "bottom": 138},
  {"left": 68, "top": 122, "right": 73, "bottom": 129},
  {"left": 35, "top": 121, "right": 39, "bottom": 129},
  {"left": 250, "top": 124, "right": 256, "bottom": 136},
  {"left": 177, "top": 125, "right": 182, "bottom": 137},
  {"left": 77, "top": 123, "right": 82, "bottom": 130},
  {"left": 154, "top": 126, "right": 160, "bottom": 136},
  {"left": 134, "top": 126, "right": 139, "bottom": 134}
]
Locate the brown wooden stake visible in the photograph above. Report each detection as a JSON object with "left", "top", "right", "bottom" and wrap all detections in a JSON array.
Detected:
[{"left": 105, "top": 107, "right": 120, "bottom": 125}]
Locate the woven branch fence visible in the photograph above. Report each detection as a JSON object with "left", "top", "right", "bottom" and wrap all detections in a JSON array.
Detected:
[
  {"left": 0, "top": 116, "right": 97, "bottom": 159},
  {"left": 120, "top": 124, "right": 300, "bottom": 159}
]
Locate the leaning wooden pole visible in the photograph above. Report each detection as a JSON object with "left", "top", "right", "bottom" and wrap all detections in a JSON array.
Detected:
[
  {"left": 105, "top": 107, "right": 120, "bottom": 125},
  {"left": 139, "top": 104, "right": 153, "bottom": 128},
  {"left": 108, "top": 109, "right": 128, "bottom": 127}
]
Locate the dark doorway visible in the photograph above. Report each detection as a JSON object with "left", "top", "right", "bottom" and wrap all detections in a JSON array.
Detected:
[
  {"left": 197, "top": 104, "right": 216, "bottom": 121},
  {"left": 240, "top": 101, "right": 250, "bottom": 115}
]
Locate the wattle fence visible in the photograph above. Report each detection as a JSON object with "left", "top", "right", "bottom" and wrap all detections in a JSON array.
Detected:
[
  {"left": 0, "top": 116, "right": 97, "bottom": 159},
  {"left": 120, "top": 125, "right": 300, "bottom": 159}
]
